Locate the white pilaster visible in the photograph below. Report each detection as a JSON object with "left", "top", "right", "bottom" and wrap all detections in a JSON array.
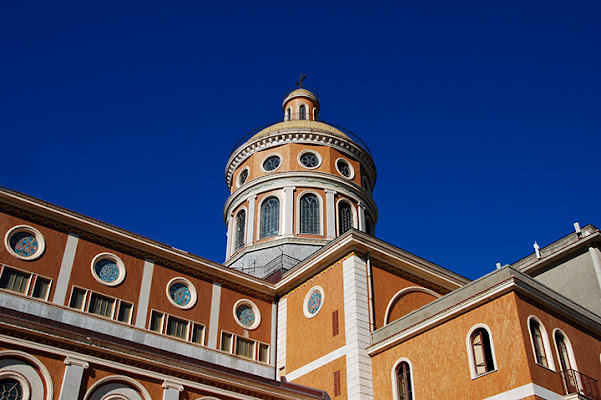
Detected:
[
  {"left": 135, "top": 260, "right": 155, "bottom": 328},
  {"left": 52, "top": 233, "right": 79, "bottom": 306},
  {"left": 59, "top": 357, "right": 89, "bottom": 400},
  {"left": 342, "top": 255, "right": 374, "bottom": 400},
  {"left": 325, "top": 189, "right": 336, "bottom": 239},
  {"left": 276, "top": 297, "right": 287, "bottom": 380},
  {"left": 589, "top": 246, "right": 601, "bottom": 292},
  {"left": 226, "top": 216, "right": 233, "bottom": 259},
  {"left": 283, "top": 186, "right": 296, "bottom": 236},
  {"left": 162, "top": 381, "right": 184, "bottom": 400},
  {"left": 358, "top": 202, "right": 366, "bottom": 232},
  {"left": 246, "top": 195, "right": 257, "bottom": 244},
  {"left": 208, "top": 282, "right": 222, "bottom": 349},
  {"left": 271, "top": 301, "right": 277, "bottom": 366}
]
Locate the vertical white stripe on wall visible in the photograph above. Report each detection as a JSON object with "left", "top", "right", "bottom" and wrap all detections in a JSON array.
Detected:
[
  {"left": 271, "top": 301, "right": 277, "bottom": 366},
  {"left": 276, "top": 297, "right": 287, "bottom": 379},
  {"left": 342, "top": 254, "right": 374, "bottom": 400},
  {"left": 325, "top": 190, "right": 336, "bottom": 238},
  {"left": 52, "top": 233, "right": 79, "bottom": 306},
  {"left": 208, "top": 282, "right": 222, "bottom": 348},
  {"left": 135, "top": 260, "right": 155, "bottom": 328}
]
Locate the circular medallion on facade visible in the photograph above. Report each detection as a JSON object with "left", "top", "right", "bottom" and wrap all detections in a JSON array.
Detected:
[
  {"left": 262, "top": 155, "right": 281, "bottom": 172},
  {"left": 91, "top": 253, "right": 126, "bottom": 286},
  {"left": 4, "top": 225, "right": 46, "bottom": 261},
  {"left": 299, "top": 151, "right": 321, "bottom": 169},
  {"left": 336, "top": 159, "right": 354, "bottom": 178},
  {"left": 233, "top": 299, "right": 261, "bottom": 330},
  {"left": 166, "top": 277, "right": 197, "bottom": 309},
  {"left": 303, "top": 286, "right": 325, "bottom": 318}
]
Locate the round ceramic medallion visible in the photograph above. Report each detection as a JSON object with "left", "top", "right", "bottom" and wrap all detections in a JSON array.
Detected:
[
  {"left": 166, "top": 277, "right": 197, "bottom": 309},
  {"left": 91, "top": 253, "right": 126, "bottom": 286},
  {"left": 4, "top": 225, "right": 45, "bottom": 261},
  {"left": 233, "top": 299, "right": 261, "bottom": 330},
  {"left": 303, "top": 286, "right": 325, "bottom": 318}
]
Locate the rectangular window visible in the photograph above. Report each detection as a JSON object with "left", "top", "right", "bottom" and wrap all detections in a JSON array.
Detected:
[
  {"left": 89, "top": 293, "right": 115, "bottom": 318},
  {"left": 166, "top": 316, "right": 189, "bottom": 339},
  {"left": 0, "top": 268, "right": 31, "bottom": 294},
  {"left": 149, "top": 311, "right": 164, "bottom": 332},
  {"left": 258, "top": 343, "right": 269, "bottom": 363},
  {"left": 31, "top": 277, "right": 51, "bottom": 300},
  {"left": 235, "top": 337, "right": 255, "bottom": 359},
  {"left": 117, "top": 301, "right": 133, "bottom": 323},
  {"left": 332, "top": 310, "right": 339, "bottom": 336},
  {"left": 69, "top": 288, "right": 87, "bottom": 310},
  {"left": 221, "top": 332, "right": 233, "bottom": 352},
  {"left": 191, "top": 324, "right": 205, "bottom": 345}
]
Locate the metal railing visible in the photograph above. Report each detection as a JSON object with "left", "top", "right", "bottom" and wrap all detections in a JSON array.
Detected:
[
  {"left": 235, "top": 253, "right": 301, "bottom": 279},
  {"left": 561, "top": 369, "right": 601, "bottom": 400}
]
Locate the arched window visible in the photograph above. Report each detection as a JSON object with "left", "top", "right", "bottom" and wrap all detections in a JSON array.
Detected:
[
  {"left": 300, "top": 194, "right": 320, "bottom": 235},
  {"left": 555, "top": 331, "right": 573, "bottom": 372},
  {"left": 530, "top": 319, "right": 548, "bottom": 368},
  {"left": 470, "top": 328, "right": 495, "bottom": 376},
  {"left": 260, "top": 197, "right": 280, "bottom": 239},
  {"left": 555, "top": 330, "right": 579, "bottom": 393},
  {"left": 395, "top": 362, "right": 413, "bottom": 400},
  {"left": 338, "top": 202, "right": 353, "bottom": 235},
  {"left": 286, "top": 108, "right": 291, "bottom": 121},
  {"left": 234, "top": 210, "right": 246, "bottom": 251},
  {"left": 299, "top": 105, "right": 307, "bottom": 120}
]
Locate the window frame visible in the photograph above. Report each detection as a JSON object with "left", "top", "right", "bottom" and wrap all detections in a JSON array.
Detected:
[
  {"left": 297, "top": 191, "right": 323, "bottom": 236},
  {"left": 90, "top": 252, "right": 127, "bottom": 287},
  {"left": 391, "top": 358, "right": 415, "bottom": 400},
  {"left": 297, "top": 150, "right": 322, "bottom": 170},
  {"left": 68, "top": 286, "right": 134, "bottom": 325},
  {"left": 299, "top": 104, "right": 307, "bottom": 120},
  {"left": 236, "top": 166, "right": 250, "bottom": 188},
  {"left": 258, "top": 195, "right": 281, "bottom": 239},
  {"left": 0, "top": 265, "right": 52, "bottom": 301},
  {"left": 219, "top": 330, "right": 270, "bottom": 364},
  {"left": 336, "top": 199, "right": 357, "bottom": 236},
  {"left": 466, "top": 324, "right": 498, "bottom": 379},
  {"left": 233, "top": 208, "right": 247, "bottom": 251},
  {"left": 527, "top": 316, "right": 555, "bottom": 371},
  {"left": 4, "top": 225, "right": 46, "bottom": 261},
  {"left": 260, "top": 153, "right": 282, "bottom": 173},
  {"left": 334, "top": 158, "right": 355, "bottom": 179}
]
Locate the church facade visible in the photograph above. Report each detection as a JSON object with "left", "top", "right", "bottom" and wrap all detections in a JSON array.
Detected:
[{"left": 1, "top": 85, "right": 601, "bottom": 400}]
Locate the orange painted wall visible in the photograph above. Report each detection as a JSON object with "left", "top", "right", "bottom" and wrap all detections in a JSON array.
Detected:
[
  {"left": 284, "top": 258, "right": 347, "bottom": 373},
  {"left": 371, "top": 292, "right": 533, "bottom": 399},
  {"left": 387, "top": 291, "right": 438, "bottom": 324},
  {"left": 81, "top": 362, "right": 161, "bottom": 399},
  {"left": 291, "top": 356, "right": 347, "bottom": 400}
]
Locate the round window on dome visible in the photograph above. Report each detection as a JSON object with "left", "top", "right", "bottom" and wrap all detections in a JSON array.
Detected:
[
  {"left": 336, "top": 158, "right": 355, "bottom": 179},
  {"left": 233, "top": 299, "right": 261, "bottom": 330},
  {"left": 262, "top": 155, "right": 281, "bottom": 172},
  {"left": 298, "top": 151, "right": 321, "bottom": 169},
  {"left": 237, "top": 167, "right": 249, "bottom": 187},
  {"left": 166, "top": 277, "right": 197, "bottom": 309},
  {"left": 91, "top": 253, "right": 126, "bottom": 286},
  {"left": 303, "top": 286, "right": 325, "bottom": 318},
  {"left": 4, "top": 225, "right": 45, "bottom": 261}
]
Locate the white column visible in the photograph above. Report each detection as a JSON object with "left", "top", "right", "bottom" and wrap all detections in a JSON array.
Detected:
[
  {"left": 225, "top": 216, "right": 233, "bottom": 259},
  {"left": 135, "top": 260, "right": 155, "bottom": 328},
  {"left": 162, "top": 381, "right": 183, "bottom": 400},
  {"left": 246, "top": 195, "right": 257, "bottom": 244},
  {"left": 589, "top": 246, "right": 601, "bottom": 292},
  {"left": 59, "top": 357, "right": 89, "bottom": 400},
  {"left": 325, "top": 189, "right": 336, "bottom": 239},
  {"left": 283, "top": 186, "right": 296, "bottom": 236},
  {"left": 358, "top": 202, "right": 366, "bottom": 232},
  {"left": 53, "top": 233, "right": 79, "bottom": 305},
  {"left": 343, "top": 255, "right": 374, "bottom": 400},
  {"left": 208, "top": 282, "right": 222, "bottom": 349},
  {"left": 276, "top": 297, "right": 287, "bottom": 380},
  {"left": 271, "top": 301, "right": 277, "bottom": 366}
]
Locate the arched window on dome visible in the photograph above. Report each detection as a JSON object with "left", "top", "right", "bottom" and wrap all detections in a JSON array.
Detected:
[
  {"left": 286, "top": 108, "right": 291, "bottom": 121},
  {"left": 312, "top": 107, "right": 317, "bottom": 120},
  {"left": 234, "top": 210, "right": 246, "bottom": 251},
  {"left": 260, "top": 197, "right": 280, "bottom": 239},
  {"left": 300, "top": 194, "right": 320, "bottom": 235},
  {"left": 338, "top": 202, "right": 353, "bottom": 235},
  {"left": 299, "top": 105, "right": 307, "bottom": 120}
]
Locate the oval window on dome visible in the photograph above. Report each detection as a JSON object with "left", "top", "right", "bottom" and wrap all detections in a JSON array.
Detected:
[
  {"left": 4, "top": 225, "right": 46, "bottom": 261},
  {"left": 91, "top": 253, "right": 126, "bottom": 286},
  {"left": 262, "top": 155, "right": 281, "bottom": 172},
  {"left": 233, "top": 299, "right": 261, "bottom": 330},
  {"left": 166, "top": 277, "right": 197, "bottom": 309},
  {"left": 299, "top": 151, "right": 321, "bottom": 169},
  {"left": 237, "top": 167, "right": 249, "bottom": 186},
  {"left": 303, "top": 286, "right": 324, "bottom": 318},
  {"left": 336, "top": 159, "right": 354, "bottom": 179}
]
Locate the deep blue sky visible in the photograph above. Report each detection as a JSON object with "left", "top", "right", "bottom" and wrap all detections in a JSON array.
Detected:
[{"left": 2, "top": 1, "right": 600, "bottom": 279}]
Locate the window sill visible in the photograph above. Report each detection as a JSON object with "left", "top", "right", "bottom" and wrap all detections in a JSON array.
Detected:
[{"left": 471, "top": 369, "right": 498, "bottom": 380}]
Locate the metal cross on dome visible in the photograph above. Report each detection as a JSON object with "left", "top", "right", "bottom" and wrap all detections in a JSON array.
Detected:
[{"left": 296, "top": 74, "right": 307, "bottom": 88}]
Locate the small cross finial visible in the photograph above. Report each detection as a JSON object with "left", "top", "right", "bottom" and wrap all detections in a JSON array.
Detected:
[{"left": 296, "top": 74, "right": 307, "bottom": 88}]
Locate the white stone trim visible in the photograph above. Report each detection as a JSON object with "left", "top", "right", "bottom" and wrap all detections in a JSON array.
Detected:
[
  {"left": 246, "top": 195, "right": 257, "bottom": 245},
  {"left": 482, "top": 383, "right": 564, "bottom": 400},
  {"left": 295, "top": 190, "right": 324, "bottom": 236},
  {"left": 0, "top": 349, "right": 54, "bottom": 400},
  {"left": 283, "top": 186, "right": 295, "bottom": 236},
  {"left": 391, "top": 358, "right": 415, "bottom": 400},
  {"left": 336, "top": 198, "right": 358, "bottom": 235},
  {"left": 52, "top": 233, "right": 79, "bottom": 306},
  {"left": 257, "top": 192, "right": 283, "bottom": 240},
  {"left": 466, "top": 323, "right": 498, "bottom": 379},
  {"left": 226, "top": 215, "right": 233, "bottom": 258},
  {"left": 236, "top": 166, "right": 250, "bottom": 188},
  {"left": 162, "top": 380, "right": 184, "bottom": 400},
  {"left": 135, "top": 260, "right": 154, "bottom": 328},
  {"left": 208, "top": 282, "right": 222, "bottom": 349},
  {"left": 260, "top": 153, "right": 283, "bottom": 173},
  {"left": 232, "top": 207, "right": 248, "bottom": 253},
  {"left": 286, "top": 345, "right": 347, "bottom": 382},
  {"left": 165, "top": 277, "right": 197, "bottom": 310},
  {"left": 59, "top": 357, "right": 89, "bottom": 400},
  {"left": 303, "top": 286, "right": 325, "bottom": 318},
  {"left": 90, "top": 253, "right": 126, "bottom": 287},
  {"left": 0, "top": 370, "right": 31, "bottom": 400},
  {"left": 297, "top": 149, "right": 322, "bottom": 170},
  {"left": 383, "top": 287, "right": 441, "bottom": 325},
  {"left": 527, "top": 315, "right": 556, "bottom": 371},
  {"left": 233, "top": 299, "right": 261, "bottom": 330},
  {"left": 276, "top": 297, "right": 287, "bottom": 379},
  {"left": 335, "top": 158, "right": 355, "bottom": 179},
  {"left": 4, "top": 225, "right": 46, "bottom": 261},
  {"left": 553, "top": 328, "right": 580, "bottom": 373},
  {"left": 342, "top": 255, "right": 374, "bottom": 399},
  {"left": 83, "top": 375, "right": 152, "bottom": 400},
  {"left": 64, "top": 357, "right": 89, "bottom": 369}
]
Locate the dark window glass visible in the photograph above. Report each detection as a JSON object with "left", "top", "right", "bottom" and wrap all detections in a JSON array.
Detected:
[
  {"left": 0, "top": 268, "right": 30, "bottom": 294},
  {"left": 260, "top": 197, "right": 280, "bottom": 238},
  {"left": 32, "top": 277, "right": 50, "bottom": 299},
  {"left": 471, "top": 328, "right": 495, "bottom": 375},
  {"left": 337, "top": 160, "right": 351, "bottom": 177},
  {"left": 300, "top": 194, "right": 320, "bottom": 235},
  {"left": 234, "top": 210, "right": 246, "bottom": 250},
  {"left": 263, "top": 155, "right": 281, "bottom": 171},
  {"left": 89, "top": 293, "right": 115, "bottom": 318},
  {"left": 299, "top": 105, "right": 307, "bottom": 120},
  {"left": 117, "top": 302, "right": 133, "bottom": 323},
  {"left": 236, "top": 336, "right": 255, "bottom": 358},
  {"left": 0, "top": 378, "right": 23, "bottom": 400},
  {"left": 338, "top": 202, "right": 353, "bottom": 234},
  {"left": 258, "top": 343, "right": 269, "bottom": 363},
  {"left": 150, "top": 311, "right": 164, "bottom": 332},
  {"left": 530, "top": 320, "right": 548, "bottom": 367},
  {"left": 300, "top": 152, "right": 319, "bottom": 168},
  {"left": 191, "top": 324, "right": 205, "bottom": 344},
  {"left": 221, "top": 332, "right": 233, "bottom": 352},
  {"left": 69, "top": 288, "right": 87, "bottom": 310},
  {"left": 166, "top": 316, "right": 188, "bottom": 339},
  {"left": 396, "top": 362, "right": 413, "bottom": 400},
  {"left": 238, "top": 169, "right": 248, "bottom": 185}
]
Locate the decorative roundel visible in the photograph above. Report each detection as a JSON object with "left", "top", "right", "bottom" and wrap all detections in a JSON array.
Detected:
[
  {"left": 4, "top": 225, "right": 45, "bottom": 261},
  {"left": 166, "top": 277, "right": 197, "bottom": 309},
  {"left": 233, "top": 299, "right": 261, "bottom": 330},
  {"left": 237, "top": 167, "right": 249, "bottom": 187},
  {"left": 0, "top": 371, "right": 30, "bottom": 400},
  {"left": 91, "top": 253, "right": 126, "bottom": 286},
  {"left": 335, "top": 158, "right": 354, "bottom": 179},
  {"left": 262, "top": 155, "right": 281, "bottom": 172},
  {"left": 303, "top": 286, "right": 325, "bottom": 318},
  {"left": 298, "top": 151, "right": 321, "bottom": 169}
]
